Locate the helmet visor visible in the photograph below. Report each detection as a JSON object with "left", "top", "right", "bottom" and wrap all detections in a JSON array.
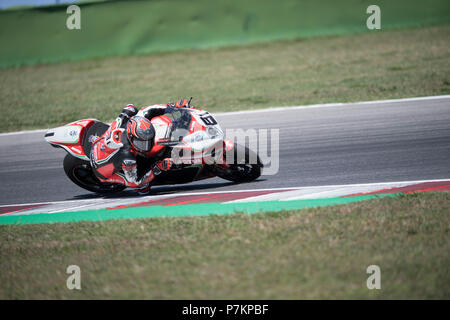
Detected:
[{"left": 132, "top": 137, "right": 152, "bottom": 152}]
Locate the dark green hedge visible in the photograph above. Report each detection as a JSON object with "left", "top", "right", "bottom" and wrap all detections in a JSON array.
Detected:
[{"left": 1, "top": 0, "right": 449, "bottom": 68}]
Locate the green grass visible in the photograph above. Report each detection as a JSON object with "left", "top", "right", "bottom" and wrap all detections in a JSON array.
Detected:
[
  {"left": 1, "top": 192, "right": 449, "bottom": 299},
  {"left": 0, "top": 25, "right": 449, "bottom": 132}
]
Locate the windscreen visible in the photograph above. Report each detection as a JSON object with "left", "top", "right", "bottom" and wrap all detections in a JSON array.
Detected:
[{"left": 164, "top": 108, "right": 193, "bottom": 142}]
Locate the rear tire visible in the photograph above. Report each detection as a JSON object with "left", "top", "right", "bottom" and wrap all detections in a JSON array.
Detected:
[
  {"left": 214, "top": 145, "right": 263, "bottom": 183},
  {"left": 63, "top": 154, "right": 126, "bottom": 194}
]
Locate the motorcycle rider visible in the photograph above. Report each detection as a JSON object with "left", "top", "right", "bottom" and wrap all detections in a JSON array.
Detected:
[{"left": 90, "top": 98, "right": 192, "bottom": 194}]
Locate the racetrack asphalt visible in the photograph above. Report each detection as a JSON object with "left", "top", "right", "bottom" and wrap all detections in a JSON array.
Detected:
[{"left": 0, "top": 96, "right": 449, "bottom": 206}]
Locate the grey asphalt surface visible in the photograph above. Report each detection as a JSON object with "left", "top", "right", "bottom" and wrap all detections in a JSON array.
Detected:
[{"left": 0, "top": 97, "right": 449, "bottom": 206}]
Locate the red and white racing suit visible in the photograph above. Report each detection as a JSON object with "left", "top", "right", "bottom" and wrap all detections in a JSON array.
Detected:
[{"left": 89, "top": 101, "right": 189, "bottom": 193}]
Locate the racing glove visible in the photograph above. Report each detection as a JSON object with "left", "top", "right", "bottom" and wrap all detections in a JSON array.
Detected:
[
  {"left": 120, "top": 104, "right": 138, "bottom": 119},
  {"left": 167, "top": 97, "right": 193, "bottom": 109},
  {"left": 152, "top": 158, "right": 173, "bottom": 175}
]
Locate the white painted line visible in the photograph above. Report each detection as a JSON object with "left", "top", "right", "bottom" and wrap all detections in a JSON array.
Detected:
[
  {"left": 227, "top": 187, "right": 339, "bottom": 203},
  {"left": 47, "top": 203, "right": 99, "bottom": 213},
  {"left": 0, "top": 128, "right": 47, "bottom": 137},
  {"left": 2, "top": 178, "right": 449, "bottom": 216},
  {"left": 2, "top": 178, "right": 449, "bottom": 208},
  {"left": 2, "top": 95, "right": 449, "bottom": 137},
  {"left": 214, "top": 95, "right": 450, "bottom": 117},
  {"left": 227, "top": 183, "right": 412, "bottom": 203},
  {"left": 281, "top": 184, "right": 404, "bottom": 201},
  {"left": 0, "top": 186, "right": 303, "bottom": 209}
]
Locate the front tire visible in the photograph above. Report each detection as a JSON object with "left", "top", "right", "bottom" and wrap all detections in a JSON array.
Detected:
[
  {"left": 214, "top": 145, "right": 263, "bottom": 183},
  {"left": 63, "top": 154, "right": 126, "bottom": 194}
]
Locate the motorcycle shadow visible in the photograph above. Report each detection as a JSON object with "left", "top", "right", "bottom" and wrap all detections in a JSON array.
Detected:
[{"left": 70, "top": 179, "right": 266, "bottom": 201}]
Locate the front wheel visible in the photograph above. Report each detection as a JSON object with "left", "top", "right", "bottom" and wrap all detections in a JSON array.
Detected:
[
  {"left": 213, "top": 145, "right": 263, "bottom": 183},
  {"left": 63, "top": 154, "right": 126, "bottom": 194}
]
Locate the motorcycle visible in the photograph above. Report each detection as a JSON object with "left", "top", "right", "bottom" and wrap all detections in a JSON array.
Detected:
[{"left": 44, "top": 106, "right": 263, "bottom": 194}]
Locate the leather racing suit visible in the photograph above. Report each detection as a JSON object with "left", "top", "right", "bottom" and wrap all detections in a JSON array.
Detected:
[{"left": 89, "top": 99, "right": 190, "bottom": 193}]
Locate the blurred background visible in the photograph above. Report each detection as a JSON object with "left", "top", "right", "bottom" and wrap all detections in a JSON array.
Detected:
[
  {"left": 0, "top": 0, "right": 78, "bottom": 9},
  {"left": 0, "top": 0, "right": 449, "bottom": 132}
]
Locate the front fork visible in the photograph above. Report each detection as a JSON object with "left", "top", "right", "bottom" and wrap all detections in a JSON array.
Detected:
[{"left": 220, "top": 139, "right": 234, "bottom": 169}]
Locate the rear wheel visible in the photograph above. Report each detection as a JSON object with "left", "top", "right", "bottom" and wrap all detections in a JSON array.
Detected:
[
  {"left": 63, "top": 154, "right": 126, "bottom": 194},
  {"left": 214, "top": 145, "right": 263, "bottom": 183}
]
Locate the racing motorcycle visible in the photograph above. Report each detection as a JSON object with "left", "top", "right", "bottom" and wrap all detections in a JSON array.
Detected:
[{"left": 44, "top": 106, "right": 263, "bottom": 194}]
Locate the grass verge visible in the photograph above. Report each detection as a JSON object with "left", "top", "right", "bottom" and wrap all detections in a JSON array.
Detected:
[
  {"left": 0, "top": 192, "right": 449, "bottom": 299},
  {"left": 0, "top": 25, "right": 449, "bottom": 132}
]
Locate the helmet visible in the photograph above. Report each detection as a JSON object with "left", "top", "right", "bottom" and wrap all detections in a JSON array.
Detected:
[{"left": 126, "top": 116, "right": 155, "bottom": 152}]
